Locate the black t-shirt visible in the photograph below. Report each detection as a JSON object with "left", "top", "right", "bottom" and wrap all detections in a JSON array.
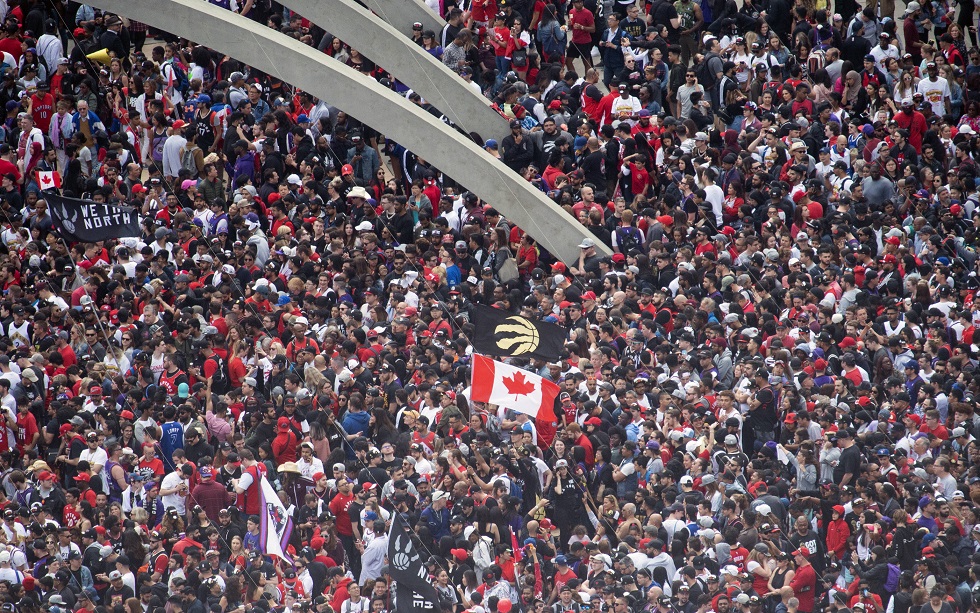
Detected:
[
  {"left": 581, "top": 150, "right": 605, "bottom": 186},
  {"left": 650, "top": 0, "right": 681, "bottom": 42},
  {"left": 347, "top": 499, "right": 366, "bottom": 533},
  {"left": 833, "top": 444, "right": 861, "bottom": 484},
  {"left": 752, "top": 387, "right": 777, "bottom": 430},
  {"left": 357, "top": 466, "right": 390, "bottom": 488},
  {"left": 713, "top": 449, "right": 749, "bottom": 470},
  {"left": 789, "top": 530, "right": 823, "bottom": 571},
  {"left": 383, "top": 211, "right": 415, "bottom": 245}
]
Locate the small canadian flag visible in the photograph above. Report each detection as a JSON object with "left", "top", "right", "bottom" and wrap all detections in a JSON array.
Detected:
[{"left": 36, "top": 171, "right": 61, "bottom": 190}]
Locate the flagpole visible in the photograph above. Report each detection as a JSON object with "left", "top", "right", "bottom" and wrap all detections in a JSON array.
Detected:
[{"left": 56, "top": 235, "right": 126, "bottom": 376}]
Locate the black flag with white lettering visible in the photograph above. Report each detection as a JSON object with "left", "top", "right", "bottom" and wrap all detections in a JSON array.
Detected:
[
  {"left": 43, "top": 193, "right": 142, "bottom": 243},
  {"left": 388, "top": 512, "right": 441, "bottom": 613}
]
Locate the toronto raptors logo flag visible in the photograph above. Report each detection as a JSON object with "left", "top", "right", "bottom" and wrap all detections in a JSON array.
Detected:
[
  {"left": 388, "top": 512, "right": 440, "bottom": 613},
  {"left": 470, "top": 304, "right": 566, "bottom": 361},
  {"left": 259, "top": 474, "right": 293, "bottom": 561}
]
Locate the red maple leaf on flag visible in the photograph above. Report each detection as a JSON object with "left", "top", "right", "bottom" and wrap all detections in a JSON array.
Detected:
[{"left": 502, "top": 372, "right": 535, "bottom": 397}]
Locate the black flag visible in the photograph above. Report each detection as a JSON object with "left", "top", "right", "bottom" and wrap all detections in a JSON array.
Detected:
[
  {"left": 388, "top": 512, "right": 440, "bottom": 613},
  {"left": 43, "top": 193, "right": 142, "bottom": 243},
  {"left": 471, "top": 304, "right": 566, "bottom": 361}
]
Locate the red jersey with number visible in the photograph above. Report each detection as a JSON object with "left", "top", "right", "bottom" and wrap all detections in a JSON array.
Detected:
[
  {"left": 63, "top": 505, "right": 82, "bottom": 528},
  {"left": 15, "top": 412, "right": 37, "bottom": 452},
  {"left": 30, "top": 93, "right": 54, "bottom": 132}
]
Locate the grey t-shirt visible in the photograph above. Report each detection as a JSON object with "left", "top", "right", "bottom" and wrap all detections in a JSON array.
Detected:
[{"left": 861, "top": 176, "right": 895, "bottom": 206}]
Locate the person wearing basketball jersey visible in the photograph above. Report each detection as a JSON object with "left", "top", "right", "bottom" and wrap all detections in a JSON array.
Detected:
[{"left": 232, "top": 449, "right": 263, "bottom": 515}]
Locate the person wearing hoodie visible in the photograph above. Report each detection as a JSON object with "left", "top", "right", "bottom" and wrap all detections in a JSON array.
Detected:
[
  {"left": 645, "top": 538, "right": 676, "bottom": 578},
  {"left": 826, "top": 505, "right": 851, "bottom": 560}
]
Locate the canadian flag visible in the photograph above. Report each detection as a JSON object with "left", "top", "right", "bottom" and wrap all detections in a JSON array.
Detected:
[
  {"left": 36, "top": 171, "right": 61, "bottom": 190},
  {"left": 471, "top": 354, "right": 558, "bottom": 421}
]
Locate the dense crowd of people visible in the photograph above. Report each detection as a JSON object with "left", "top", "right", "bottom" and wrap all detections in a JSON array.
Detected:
[{"left": 0, "top": 2, "right": 976, "bottom": 613}]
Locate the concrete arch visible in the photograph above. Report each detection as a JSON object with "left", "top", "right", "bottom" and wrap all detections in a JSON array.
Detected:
[
  {"left": 361, "top": 0, "right": 443, "bottom": 37},
  {"left": 280, "top": 0, "right": 505, "bottom": 142},
  {"left": 90, "top": 0, "right": 611, "bottom": 264}
]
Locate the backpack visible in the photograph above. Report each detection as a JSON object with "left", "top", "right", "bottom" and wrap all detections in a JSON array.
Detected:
[
  {"left": 884, "top": 563, "right": 901, "bottom": 594},
  {"left": 540, "top": 21, "right": 566, "bottom": 59},
  {"left": 616, "top": 226, "right": 643, "bottom": 253},
  {"left": 696, "top": 52, "right": 719, "bottom": 91},
  {"left": 181, "top": 145, "right": 199, "bottom": 177},
  {"left": 167, "top": 60, "right": 190, "bottom": 95},
  {"left": 508, "top": 474, "right": 523, "bottom": 500},
  {"left": 472, "top": 535, "right": 494, "bottom": 571},
  {"left": 207, "top": 354, "right": 230, "bottom": 395}
]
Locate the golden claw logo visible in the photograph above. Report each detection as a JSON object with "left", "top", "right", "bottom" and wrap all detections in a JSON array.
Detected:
[{"left": 493, "top": 316, "right": 540, "bottom": 355}]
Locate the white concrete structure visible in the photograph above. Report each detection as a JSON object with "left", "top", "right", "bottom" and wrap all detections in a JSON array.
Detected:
[{"left": 89, "top": 0, "right": 611, "bottom": 264}]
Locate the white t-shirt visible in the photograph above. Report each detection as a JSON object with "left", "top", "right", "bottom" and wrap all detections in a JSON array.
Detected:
[
  {"left": 0, "top": 567, "right": 22, "bottom": 584},
  {"left": 704, "top": 184, "right": 724, "bottom": 225},
  {"left": 1, "top": 522, "right": 24, "bottom": 544},
  {"left": 917, "top": 77, "right": 950, "bottom": 116},
  {"left": 79, "top": 446, "right": 109, "bottom": 483},
  {"left": 160, "top": 471, "right": 188, "bottom": 515},
  {"left": 296, "top": 456, "right": 324, "bottom": 480}
]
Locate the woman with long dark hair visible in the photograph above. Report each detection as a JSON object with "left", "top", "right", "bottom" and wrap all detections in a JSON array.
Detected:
[{"left": 369, "top": 408, "right": 398, "bottom": 446}]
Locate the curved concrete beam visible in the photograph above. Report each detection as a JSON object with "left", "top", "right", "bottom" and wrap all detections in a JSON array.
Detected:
[
  {"left": 89, "top": 0, "right": 611, "bottom": 264},
  {"left": 361, "top": 0, "right": 443, "bottom": 37},
  {"left": 281, "top": 0, "right": 505, "bottom": 142}
]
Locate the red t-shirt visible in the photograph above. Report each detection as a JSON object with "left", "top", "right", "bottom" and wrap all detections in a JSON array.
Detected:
[
  {"left": 15, "top": 412, "right": 37, "bottom": 452},
  {"left": 138, "top": 457, "right": 166, "bottom": 478},
  {"left": 553, "top": 568, "right": 577, "bottom": 591},
  {"left": 471, "top": 0, "right": 497, "bottom": 23},
  {"left": 491, "top": 26, "right": 511, "bottom": 57},
  {"left": 789, "top": 563, "right": 817, "bottom": 612},
  {"left": 0, "top": 38, "right": 21, "bottom": 63},
  {"left": 328, "top": 492, "right": 355, "bottom": 536},
  {"left": 569, "top": 7, "right": 594, "bottom": 44},
  {"left": 920, "top": 422, "right": 949, "bottom": 440},
  {"left": 0, "top": 159, "right": 19, "bottom": 183},
  {"left": 59, "top": 345, "right": 77, "bottom": 368}
]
